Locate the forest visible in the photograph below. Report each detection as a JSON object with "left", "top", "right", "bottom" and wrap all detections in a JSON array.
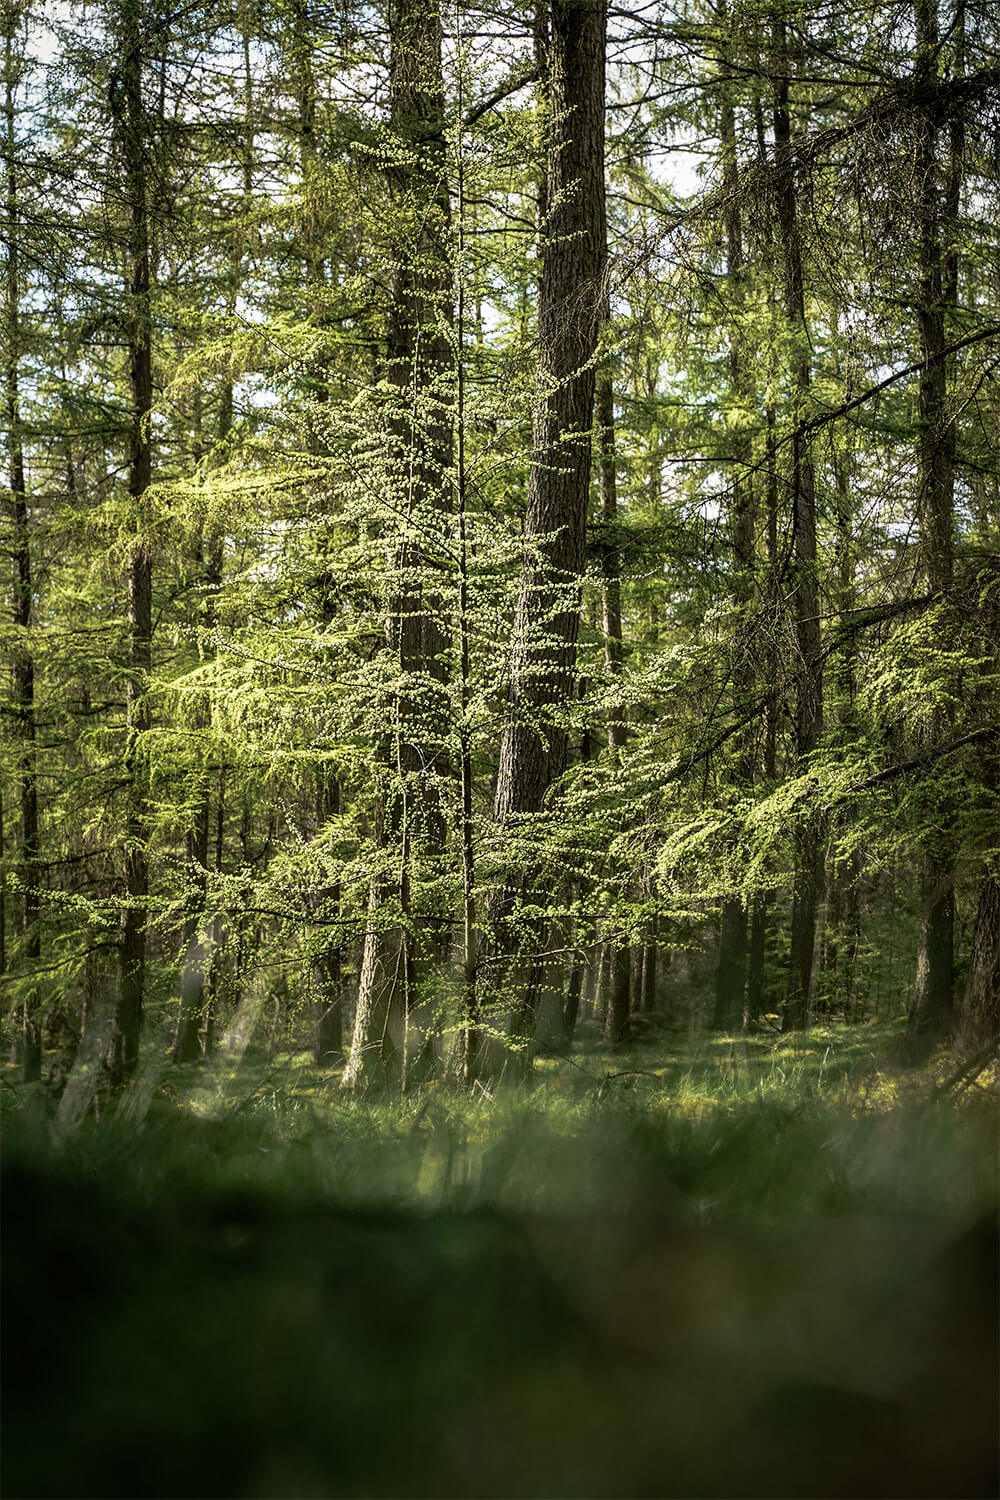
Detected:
[{"left": 2, "top": 0, "right": 999, "bottom": 1496}]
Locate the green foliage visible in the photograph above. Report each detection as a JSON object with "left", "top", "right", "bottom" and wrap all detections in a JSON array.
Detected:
[{"left": 3, "top": 1031, "right": 997, "bottom": 1498}]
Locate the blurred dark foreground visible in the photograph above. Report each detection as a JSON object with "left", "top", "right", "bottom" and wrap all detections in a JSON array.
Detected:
[{"left": 3, "top": 1093, "right": 998, "bottom": 1499}]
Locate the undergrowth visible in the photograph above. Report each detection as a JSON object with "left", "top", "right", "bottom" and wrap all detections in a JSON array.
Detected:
[{"left": 3, "top": 1022, "right": 997, "bottom": 1499}]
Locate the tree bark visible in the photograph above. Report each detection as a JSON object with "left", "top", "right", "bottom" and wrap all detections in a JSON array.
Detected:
[
  {"left": 960, "top": 872, "right": 1000, "bottom": 1048},
  {"left": 909, "top": 0, "right": 957, "bottom": 1043},
  {"left": 480, "top": 0, "right": 607, "bottom": 1056},
  {"left": 712, "top": 22, "right": 752, "bottom": 1034},
  {"left": 598, "top": 375, "right": 626, "bottom": 752},
  {"left": 342, "top": 0, "right": 452, "bottom": 1090},
  {"left": 4, "top": 14, "right": 41, "bottom": 1082},
  {"left": 109, "top": 0, "right": 153, "bottom": 1084},
  {"left": 603, "top": 939, "right": 631, "bottom": 1046},
  {"left": 773, "top": 25, "right": 823, "bottom": 1033}
]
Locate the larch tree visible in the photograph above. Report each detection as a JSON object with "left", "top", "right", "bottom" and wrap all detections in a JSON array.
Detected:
[
  {"left": 478, "top": 0, "right": 607, "bottom": 1058},
  {"left": 342, "top": 0, "right": 454, "bottom": 1090}
]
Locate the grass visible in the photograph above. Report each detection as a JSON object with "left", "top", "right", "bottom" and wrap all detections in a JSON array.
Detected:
[{"left": 2, "top": 1021, "right": 997, "bottom": 1499}]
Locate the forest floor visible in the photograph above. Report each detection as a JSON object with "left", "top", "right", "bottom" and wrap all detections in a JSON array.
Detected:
[{"left": 3, "top": 1019, "right": 998, "bottom": 1500}]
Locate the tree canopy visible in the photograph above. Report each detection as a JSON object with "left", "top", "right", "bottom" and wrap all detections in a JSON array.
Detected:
[{"left": 2, "top": 0, "right": 998, "bottom": 1098}]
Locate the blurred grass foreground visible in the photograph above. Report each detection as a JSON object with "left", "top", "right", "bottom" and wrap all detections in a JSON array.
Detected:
[{"left": 3, "top": 1022, "right": 998, "bottom": 1499}]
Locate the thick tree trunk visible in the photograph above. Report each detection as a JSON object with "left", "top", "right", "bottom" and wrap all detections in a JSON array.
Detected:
[
  {"left": 5, "top": 21, "right": 41, "bottom": 1082},
  {"left": 109, "top": 0, "right": 153, "bottom": 1084},
  {"left": 343, "top": 0, "right": 452, "bottom": 1090},
  {"left": 479, "top": 0, "right": 606, "bottom": 1054}
]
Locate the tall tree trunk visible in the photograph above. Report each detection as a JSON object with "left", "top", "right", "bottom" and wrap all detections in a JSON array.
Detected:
[
  {"left": 108, "top": 0, "right": 153, "bottom": 1084},
  {"left": 5, "top": 13, "right": 41, "bottom": 1082},
  {"left": 342, "top": 0, "right": 452, "bottom": 1090},
  {"left": 773, "top": 26, "right": 823, "bottom": 1032},
  {"left": 909, "top": 0, "right": 957, "bottom": 1043},
  {"left": 598, "top": 376, "right": 626, "bottom": 752},
  {"left": 479, "top": 0, "right": 607, "bottom": 1057},
  {"left": 712, "top": 24, "right": 752, "bottom": 1032}
]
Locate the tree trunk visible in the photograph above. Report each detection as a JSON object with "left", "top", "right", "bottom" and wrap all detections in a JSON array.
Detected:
[
  {"left": 343, "top": 0, "right": 452, "bottom": 1090},
  {"left": 641, "top": 918, "right": 658, "bottom": 1014},
  {"left": 313, "top": 767, "right": 343, "bottom": 1062},
  {"left": 909, "top": 0, "right": 957, "bottom": 1043},
  {"left": 603, "top": 939, "right": 631, "bottom": 1046},
  {"left": 773, "top": 26, "right": 822, "bottom": 1032},
  {"left": 172, "top": 787, "right": 210, "bottom": 1064},
  {"left": 745, "top": 894, "right": 770, "bottom": 1023},
  {"left": 712, "top": 899, "right": 747, "bottom": 1030},
  {"left": 480, "top": 0, "right": 607, "bottom": 1055},
  {"left": 961, "top": 872, "right": 1000, "bottom": 1048},
  {"left": 712, "top": 24, "right": 752, "bottom": 1034},
  {"left": 109, "top": 0, "right": 153, "bottom": 1084},
  {"left": 598, "top": 375, "right": 626, "bottom": 752},
  {"left": 5, "top": 17, "right": 41, "bottom": 1082}
]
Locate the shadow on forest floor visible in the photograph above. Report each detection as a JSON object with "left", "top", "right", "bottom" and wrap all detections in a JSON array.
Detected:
[{"left": 2, "top": 1024, "right": 997, "bottom": 1499}]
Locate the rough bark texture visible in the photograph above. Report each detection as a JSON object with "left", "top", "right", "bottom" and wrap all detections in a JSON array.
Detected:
[
  {"left": 480, "top": 0, "right": 606, "bottom": 1048},
  {"left": 342, "top": 0, "right": 452, "bottom": 1090},
  {"left": 110, "top": 0, "right": 153, "bottom": 1084}
]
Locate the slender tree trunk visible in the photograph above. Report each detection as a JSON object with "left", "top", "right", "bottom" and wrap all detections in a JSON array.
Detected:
[
  {"left": 712, "top": 22, "right": 753, "bottom": 1033},
  {"left": 746, "top": 387, "right": 779, "bottom": 1025},
  {"left": 454, "top": 88, "right": 480, "bottom": 1079},
  {"left": 561, "top": 881, "right": 586, "bottom": 1044},
  {"left": 173, "top": 792, "right": 210, "bottom": 1064},
  {"left": 5, "top": 17, "right": 41, "bottom": 1081},
  {"left": 820, "top": 433, "right": 862, "bottom": 1014},
  {"left": 603, "top": 938, "right": 631, "bottom": 1046},
  {"left": 640, "top": 918, "right": 658, "bottom": 1014},
  {"left": 909, "top": 0, "right": 957, "bottom": 1042},
  {"left": 773, "top": 28, "right": 823, "bottom": 1032},
  {"left": 203, "top": 766, "right": 226, "bottom": 1055},
  {"left": 479, "top": 0, "right": 607, "bottom": 1057},
  {"left": 0, "top": 790, "right": 5, "bottom": 987},
  {"left": 313, "top": 767, "right": 343, "bottom": 1062},
  {"left": 343, "top": 0, "right": 452, "bottom": 1089},
  {"left": 745, "top": 898, "right": 769, "bottom": 1023},
  {"left": 109, "top": 0, "right": 153, "bottom": 1083},
  {"left": 713, "top": 900, "right": 747, "bottom": 1030},
  {"left": 598, "top": 376, "right": 626, "bottom": 752}
]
